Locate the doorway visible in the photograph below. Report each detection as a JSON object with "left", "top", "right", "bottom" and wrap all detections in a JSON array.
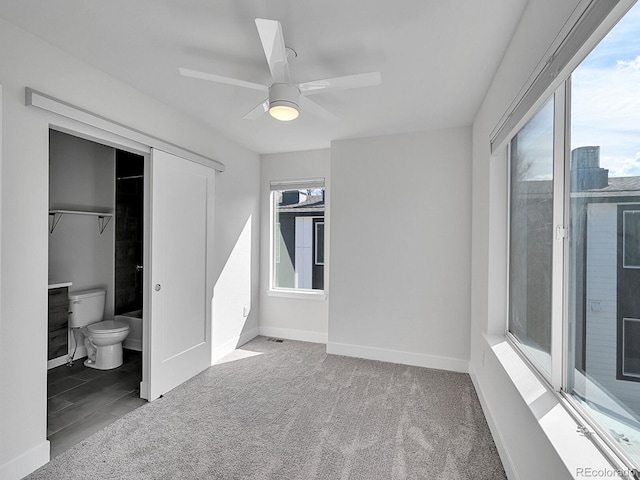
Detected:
[
  {"left": 45, "top": 117, "right": 217, "bottom": 456},
  {"left": 47, "top": 129, "right": 147, "bottom": 457}
]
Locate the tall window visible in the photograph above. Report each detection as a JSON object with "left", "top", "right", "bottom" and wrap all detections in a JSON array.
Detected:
[
  {"left": 271, "top": 179, "right": 325, "bottom": 292},
  {"left": 507, "top": 0, "right": 640, "bottom": 469}
]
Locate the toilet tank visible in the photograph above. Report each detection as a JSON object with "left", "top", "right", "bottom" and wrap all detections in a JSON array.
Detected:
[{"left": 68, "top": 289, "right": 106, "bottom": 328}]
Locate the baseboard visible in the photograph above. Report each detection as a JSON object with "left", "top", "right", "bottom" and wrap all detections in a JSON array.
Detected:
[
  {"left": 326, "top": 341, "right": 469, "bottom": 373},
  {"left": 237, "top": 327, "right": 260, "bottom": 347},
  {"left": 47, "top": 346, "right": 87, "bottom": 370},
  {"left": 211, "top": 328, "right": 260, "bottom": 363},
  {"left": 259, "top": 326, "right": 328, "bottom": 344},
  {"left": 469, "top": 364, "right": 518, "bottom": 480},
  {"left": 123, "top": 338, "right": 142, "bottom": 351},
  {"left": 47, "top": 355, "right": 68, "bottom": 370},
  {"left": 0, "top": 440, "right": 50, "bottom": 480}
]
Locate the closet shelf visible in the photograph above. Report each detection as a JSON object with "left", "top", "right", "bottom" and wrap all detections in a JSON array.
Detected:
[{"left": 49, "top": 209, "right": 113, "bottom": 235}]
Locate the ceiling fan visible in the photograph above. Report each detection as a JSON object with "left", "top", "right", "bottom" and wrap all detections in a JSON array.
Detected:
[{"left": 179, "top": 18, "right": 381, "bottom": 122}]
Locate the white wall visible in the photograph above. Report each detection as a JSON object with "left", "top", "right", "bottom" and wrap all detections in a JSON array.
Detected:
[
  {"left": 0, "top": 18, "right": 260, "bottom": 479},
  {"left": 212, "top": 137, "right": 261, "bottom": 358},
  {"left": 328, "top": 128, "right": 471, "bottom": 372},
  {"left": 469, "top": 0, "right": 627, "bottom": 478},
  {"left": 259, "top": 149, "right": 330, "bottom": 343},
  {"left": 49, "top": 130, "right": 116, "bottom": 318}
]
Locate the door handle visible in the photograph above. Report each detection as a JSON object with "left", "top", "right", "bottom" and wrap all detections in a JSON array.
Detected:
[{"left": 155, "top": 284, "right": 161, "bottom": 291}]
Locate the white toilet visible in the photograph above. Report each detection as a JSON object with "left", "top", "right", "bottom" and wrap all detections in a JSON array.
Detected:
[{"left": 69, "top": 289, "right": 130, "bottom": 370}]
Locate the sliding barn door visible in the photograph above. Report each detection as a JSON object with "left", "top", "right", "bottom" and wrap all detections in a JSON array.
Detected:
[{"left": 147, "top": 148, "right": 214, "bottom": 400}]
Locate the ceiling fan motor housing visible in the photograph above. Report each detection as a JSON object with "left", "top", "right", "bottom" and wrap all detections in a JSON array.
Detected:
[{"left": 269, "top": 83, "right": 300, "bottom": 110}]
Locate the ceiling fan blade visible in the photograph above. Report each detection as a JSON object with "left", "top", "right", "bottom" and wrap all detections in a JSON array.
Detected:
[
  {"left": 179, "top": 67, "right": 268, "bottom": 92},
  {"left": 242, "top": 99, "right": 270, "bottom": 120},
  {"left": 298, "top": 72, "right": 382, "bottom": 95},
  {"left": 255, "top": 18, "right": 291, "bottom": 84},
  {"left": 299, "top": 96, "right": 339, "bottom": 122}
]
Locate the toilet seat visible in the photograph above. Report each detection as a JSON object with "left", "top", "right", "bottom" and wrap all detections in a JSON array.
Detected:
[{"left": 87, "top": 320, "right": 129, "bottom": 334}]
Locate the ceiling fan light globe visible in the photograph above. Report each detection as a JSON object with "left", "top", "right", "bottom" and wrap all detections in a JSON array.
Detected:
[
  {"left": 269, "top": 104, "right": 299, "bottom": 121},
  {"left": 268, "top": 83, "right": 300, "bottom": 121}
]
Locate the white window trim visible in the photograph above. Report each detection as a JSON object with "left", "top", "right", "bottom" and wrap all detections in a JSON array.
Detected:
[
  {"left": 269, "top": 182, "right": 326, "bottom": 296},
  {"left": 552, "top": 82, "right": 568, "bottom": 392},
  {"left": 267, "top": 288, "right": 327, "bottom": 300}
]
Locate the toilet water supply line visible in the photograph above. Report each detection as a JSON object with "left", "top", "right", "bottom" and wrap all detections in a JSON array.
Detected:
[{"left": 67, "top": 327, "right": 80, "bottom": 367}]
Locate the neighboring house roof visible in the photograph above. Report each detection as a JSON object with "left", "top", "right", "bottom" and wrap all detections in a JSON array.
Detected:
[
  {"left": 278, "top": 195, "right": 325, "bottom": 214},
  {"left": 575, "top": 176, "right": 640, "bottom": 199},
  {"left": 518, "top": 176, "right": 640, "bottom": 200},
  {"left": 514, "top": 179, "right": 552, "bottom": 198}
]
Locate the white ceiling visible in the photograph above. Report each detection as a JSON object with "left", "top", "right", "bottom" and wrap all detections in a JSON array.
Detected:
[{"left": 0, "top": 0, "right": 527, "bottom": 154}]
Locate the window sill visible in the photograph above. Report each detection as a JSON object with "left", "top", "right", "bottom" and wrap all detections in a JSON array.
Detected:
[
  {"left": 267, "top": 289, "right": 327, "bottom": 300},
  {"left": 482, "top": 334, "right": 627, "bottom": 479}
]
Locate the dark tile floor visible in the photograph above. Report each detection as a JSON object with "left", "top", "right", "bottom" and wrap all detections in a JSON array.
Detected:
[{"left": 47, "top": 349, "right": 146, "bottom": 458}]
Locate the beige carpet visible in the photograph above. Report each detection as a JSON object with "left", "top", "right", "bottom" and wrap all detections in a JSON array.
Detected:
[{"left": 28, "top": 337, "right": 505, "bottom": 479}]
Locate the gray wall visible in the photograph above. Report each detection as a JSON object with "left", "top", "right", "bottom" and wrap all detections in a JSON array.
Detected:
[
  {"left": 49, "top": 130, "right": 115, "bottom": 318},
  {"left": 328, "top": 128, "right": 472, "bottom": 372}
]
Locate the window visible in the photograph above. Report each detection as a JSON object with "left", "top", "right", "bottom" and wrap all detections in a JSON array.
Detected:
[
  {"left": 314, "top": 220, "right": 324, "bottom": 266},
  {"left": 623, "top": 318, "right": 640, "bottom": 378},
  {"left": 508, "top": 98, "right": 554, "bottom": 376},
  {"left": 507, "top": 0, "right": 640, "bottom": 470},
  {"left": 623, "top": 211, "right": 640, "bottom": 268},
  {"left": 271, "top": 179, "right": 325, "bottom": 292}
]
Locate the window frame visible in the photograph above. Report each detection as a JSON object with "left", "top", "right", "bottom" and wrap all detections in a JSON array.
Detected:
[
  {"left": 268, "top": 179, "right": 326, "bottom": 297},
  {"left": 505, "top": 84, "right": 568, "bottom": 389}
]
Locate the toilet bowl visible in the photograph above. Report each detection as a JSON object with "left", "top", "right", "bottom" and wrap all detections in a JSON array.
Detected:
[
  {"left": 69, "top": 289, "right": 130, "bottom": 370},
  {"left": 84, "top": 320, "right": 130, "bottom": 370}
]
